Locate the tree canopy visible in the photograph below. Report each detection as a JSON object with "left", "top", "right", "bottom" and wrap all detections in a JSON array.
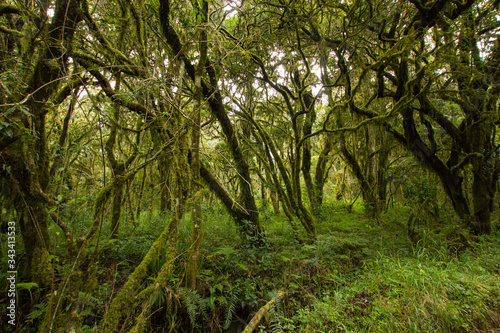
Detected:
[{"left": 1, "top": 0, "right": 500, "bottom": 331}]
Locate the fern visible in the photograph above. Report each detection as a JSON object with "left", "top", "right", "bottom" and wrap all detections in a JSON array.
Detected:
[
  {"left": 77, "top": 292, "right": 103, "bottom": 318},
  {"left": 148, "top": 286, "right": 166, "bottom": 308},
  {"left": 268, "top": 293, "right": 285, "bottom": 333},
  {"left": 17, "top": 282, "right": 39, "bottom": 302},
  {"left": 27, "top": 302, "right": 47, "bottom": 321},
  {"left": 223, "top": 286, "right": 240, "bottom": 330},
  {"left": 270, "top": 320, "right": 285, "bottom": 333},
  {"left": 181, "top": 289, "right": 206, "bottom": 327},
  {"left": 78, "top": 291, "right": 102, "bottom": 307}
]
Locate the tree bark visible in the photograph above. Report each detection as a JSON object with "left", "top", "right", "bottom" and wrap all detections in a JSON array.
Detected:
[
  {"left": 186, "top": 0, "right": 207, "bottom": 290},
  {"left": 314, "top": 133, "right": 333, "bottom": 207},
  {"left": 301, "top": 92, "right": 318, "bottom": 213},
  {"left": 3, "top": 0, "right": 83, "bottom": 288}
]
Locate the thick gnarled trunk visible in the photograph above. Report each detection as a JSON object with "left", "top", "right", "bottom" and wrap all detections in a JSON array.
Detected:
[{"left": 2, "top": 0, "right": 83, "bottom": 287}]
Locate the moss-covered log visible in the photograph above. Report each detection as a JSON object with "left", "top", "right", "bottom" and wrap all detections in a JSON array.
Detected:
[
  {"left": 99, "top": 216, "right": 178, "bottom": 333},
  {"left": 242, "top": 290, "right": 285, "bottom": 333}
]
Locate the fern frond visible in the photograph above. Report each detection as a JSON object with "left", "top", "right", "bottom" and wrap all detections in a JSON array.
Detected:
[
  {"left": 78, "top": 291, "right": 102, "bottom": 307},
  {"left": 27, "top": 302, "right": 48, "bottom": 321},
  {"left": 181, "top": 288, "right": 205, "bottom": 327},
  {"left": 223, "top": 286, "right": 240, "bottom": 330}
]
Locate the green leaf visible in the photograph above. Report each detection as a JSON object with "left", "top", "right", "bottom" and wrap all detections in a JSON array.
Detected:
[
  {"left": 17, "top": 282, "right": 39, "bottom": 291},
  {"left": 19, "top": 105, "right": 32, "bottom": 117},
  {"left": 209, "top": 246, "right": 236, "bottom": 258},
  {"left": 237, "top": 263, "right": 248, "bottom": 271},
  {"left": 27, "top": 303, "right": 47, "bottom": 321},
  {"left": 5, "top": 107, "right": 16, "bottom": 116},
  {"left": 214, "top": 283, "right": 224, "bottom": 293}
]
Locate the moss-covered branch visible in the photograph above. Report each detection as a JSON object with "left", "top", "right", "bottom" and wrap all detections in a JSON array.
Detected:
[
  {"left": 242, "top": 290, "right": 285, "bottom": 333},
  {"left": 99, "top": 218, "right": 177, "bottom": 333}
]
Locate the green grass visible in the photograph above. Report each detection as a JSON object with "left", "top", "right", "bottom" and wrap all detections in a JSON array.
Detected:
[
  {"left": 11, "top": 199, "right": 499, "bottom": 333},
  {"left": 291, "top": 244, "right": 499, "bottom": 332},
  {"left": 170, "top": 201, "right": 500, "bottom": 332},
  {"left": 257, "top": 206, "right": 500, "bottom": 333}
]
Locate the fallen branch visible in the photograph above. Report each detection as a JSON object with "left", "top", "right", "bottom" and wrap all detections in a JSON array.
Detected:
[{"left": 242, "top": 290, "right": 285, "bottom": 333}]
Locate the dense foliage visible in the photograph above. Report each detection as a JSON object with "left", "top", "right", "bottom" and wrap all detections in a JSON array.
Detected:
[{"left": 1, "top": 0, "right": 499, "bottom": 332}]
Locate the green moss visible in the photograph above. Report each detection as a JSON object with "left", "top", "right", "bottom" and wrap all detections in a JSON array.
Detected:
[
  {"left": 99, "top": 220, "right": 176, "bottom": 333},
  {"left": 31, "top": 246, "right": 53, "bottom": 288},
  {"left": 134, "top": 226, "right": 178, "bottom": 303},
  {"left": 128, "top": 313, "right": 147, "bottom": 333}
]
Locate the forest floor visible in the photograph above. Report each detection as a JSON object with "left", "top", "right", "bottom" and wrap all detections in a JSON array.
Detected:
[{"left": 8, "top": 201, "right": 500, "bottom": 332}]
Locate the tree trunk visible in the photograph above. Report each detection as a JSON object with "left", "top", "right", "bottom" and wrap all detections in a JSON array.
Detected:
[
  {"left": 314, "top": 133, "right": 333, "bottom": 206},
  {"left": 471, "top": 166, "right": 494, "bottom": 234},
  {"left": 3, "top": 0, "right": 83, "bottom": 288},
  {"left": 110, "top": 180, "right": 124, "bottom": 239},
  {"left": 186, "top": 0, "right": 207, "bottom": 290},
  {"left": 267, "top": 170, "right": 280, "bottom": 215},
  {"left": 158, "top": 154, "right": 172, "bottom": 213},
  {"left": 301, "top": 93, "right": 318, "bottom": 213}
]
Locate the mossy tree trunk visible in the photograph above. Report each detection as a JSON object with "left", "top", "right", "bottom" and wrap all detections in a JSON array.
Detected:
[
  {"left": 40, "top": 147, "right": 168, "bottom": 332},
  {"left": 453, "top": 13, "right": 499, "bottom": 235},
  {"left": 49, "top": 86, "right": 80, "bottom": 183},
  {"left": 301, "top": 92, "right": 319, "bottom": 213},
  {"left": 103, "top": 7, "right": 142, "bottom": 238},
  {"left": 389, "top": 7, "right": 499, "bottom": 235},
  {"left": 314, "top": 133, "right": 334, "bottom": 207},
  {"left": 371, "top": 3, "right": 497, "bottom": 234},
  {"left": 247, "top": 112, "right": 315, "bottom": 237},
  {"left": 1, "top": 0, "right": 83, "bottom": 288},
  {"left": 99, "top": 173, "right": 184, "bottom": 332},
  {"left": 248, "top": 52, "right": 316, "bottom": 237},
  {"left": 321, "top": 46, "right": 386, "bottom": 217},
  {"left": 306, "top": 0, "right": 496, "bottom": 230},
  {"left": 339, "top": 133, "right": 380, "bottom": 216},
  {"left": 186, "top": 0, "right": 207, "bottom": 290},
  {"left": 267, "top": 169, "right": 280, "bottom": 215},
  {"left": 158, "top": 153, "right": 172, "bottom": 213},
  {"left": 105, "top": 108, "right": 141, "bottom": 239}
]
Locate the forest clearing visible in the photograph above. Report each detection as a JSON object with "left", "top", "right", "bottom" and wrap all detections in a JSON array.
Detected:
[{"left": 1, "top": 0, "right": 500, "bottom": 332}]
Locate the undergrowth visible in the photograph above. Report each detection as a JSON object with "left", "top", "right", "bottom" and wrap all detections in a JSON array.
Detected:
[{"left": 4, "top": 201, "right": 499, "bottom": 332}]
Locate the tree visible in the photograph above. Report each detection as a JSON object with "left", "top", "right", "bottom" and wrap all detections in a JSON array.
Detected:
[
  {"left": 160, "top": 0, "right": 265, "bottom": 245},
  {"left": 297, "top": 0, "right": 499, "bottom": 234},
  {"left": 1, "top": 0, "right": 83, "bottom": 289},
  {"left": 186, "top": 0, "right": 208, "bottom": 290}
]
